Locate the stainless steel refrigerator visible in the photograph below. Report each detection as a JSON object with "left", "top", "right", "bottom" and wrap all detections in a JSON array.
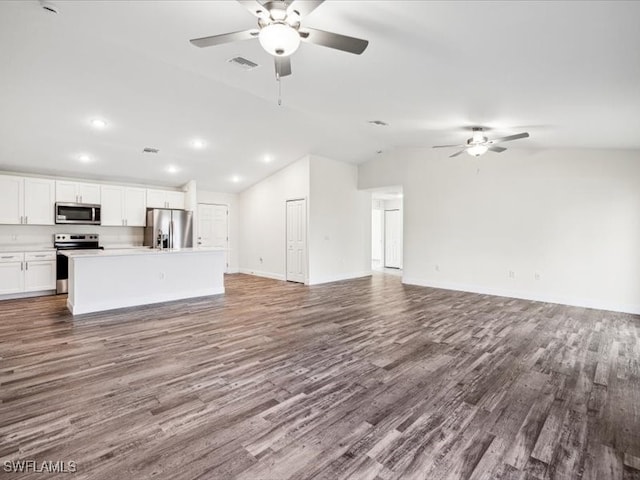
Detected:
[{"left": 144, "top": 208, "right": 193, "bottom": 249}]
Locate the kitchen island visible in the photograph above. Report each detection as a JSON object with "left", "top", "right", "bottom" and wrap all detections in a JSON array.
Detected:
[{"left": 62, "top": 248, "right": 225, "bottom": 315}]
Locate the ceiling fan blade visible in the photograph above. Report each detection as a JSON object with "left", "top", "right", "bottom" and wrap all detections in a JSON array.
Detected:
[
  {"left": 299, "top": 27, "right": 369, "bottom": 54},
  {"left": 433, "top": 144, "right": 465, "bottom": 149},
  {"left": 236, "top": 0, "right": 269, "bottom": 18},
  {"left": 489, "top": 132, "right": 529, "bottom": 144},
  {"left": 488, "top": 146, "right": 507, "bottom": 153},
  {"left": 275, "top": 56, "right": 292, "bottom": 78},
  {"left": 287, "top": 0, "right": 325, "bottom": 18},
  {"left": 190, "top": 29, "right": 259, "bottom": 48},
  {"left": 449, "top": 149, "right": 467, "bottom": 158}
]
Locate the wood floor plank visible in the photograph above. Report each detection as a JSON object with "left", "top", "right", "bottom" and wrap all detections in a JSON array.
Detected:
[{"left": 0, "top": 273, "right": 639, "bottom": 479}]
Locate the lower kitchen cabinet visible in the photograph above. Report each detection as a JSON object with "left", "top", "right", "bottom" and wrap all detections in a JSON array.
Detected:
[
  {"left": 0, "top": 259, "right": 23, "bottom": 295},
  {"left": 0, "top": 251, "right": 56, "bottom": 296}
]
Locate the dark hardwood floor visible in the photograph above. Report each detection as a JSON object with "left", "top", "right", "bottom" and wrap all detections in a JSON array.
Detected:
[{"left": 1, "top": 273, "right": 639, "bottom": 479}]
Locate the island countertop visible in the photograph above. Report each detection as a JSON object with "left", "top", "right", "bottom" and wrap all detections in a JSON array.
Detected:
[{"left": 60, "top": 247, "right": 225, "bottom": 258}]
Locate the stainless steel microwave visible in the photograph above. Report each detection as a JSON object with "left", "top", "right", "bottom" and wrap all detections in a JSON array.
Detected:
[{"left": 55, "top": 203, "right": 101, "bottom": 225}]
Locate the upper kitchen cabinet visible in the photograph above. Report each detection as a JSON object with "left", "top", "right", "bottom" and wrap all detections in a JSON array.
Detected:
[
  {"left": 56, "top": 180, "right": 101, "bottom": 205},
  {"left": 146, "top": 189, "right": 185, "bottom": 209},
  {"left": 100, "top": 185, "right": 146, "bottom": 227},
  {"left": 0, "top": 175, "right": 54, "bottom": 225}
]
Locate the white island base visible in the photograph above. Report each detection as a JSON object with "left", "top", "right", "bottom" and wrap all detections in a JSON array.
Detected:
[{"left": 66, "top": 248, "right": 225, "bottom": 315}]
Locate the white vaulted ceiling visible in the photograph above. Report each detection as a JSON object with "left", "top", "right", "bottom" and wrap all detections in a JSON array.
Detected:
[{"left": 0, "top": 1, "right": 639, "bottom": 192}]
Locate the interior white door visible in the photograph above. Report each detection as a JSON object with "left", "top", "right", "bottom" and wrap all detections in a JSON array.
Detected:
[
  {"left": 286, "top": 199, "right": 306, "bottom": 283},
  {"left": 197, "top": 203, "right": 229, "bottom": 271},
  {"left": 384, "top": 209, "right": 403, "bottom": 269}
]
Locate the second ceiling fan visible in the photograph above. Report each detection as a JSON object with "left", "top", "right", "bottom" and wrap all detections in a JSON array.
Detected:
[
  {"left": 433, "top": 128, "right": 530, "bottom": 158},
  {"left": 190, "top": 0, "right": 369, "bottom": 79}
]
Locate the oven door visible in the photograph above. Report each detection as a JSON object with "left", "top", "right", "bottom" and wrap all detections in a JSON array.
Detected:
[{"left": 55, "top": 203, "right": 101, "bottom": 225}]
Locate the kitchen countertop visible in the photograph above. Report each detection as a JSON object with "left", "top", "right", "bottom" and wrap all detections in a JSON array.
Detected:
[
  {"left": 60, "top": 247, "right": 224, "bottom": 258},
  {"left": 0, "top": 245, "right": 56, "bottom": 253}
]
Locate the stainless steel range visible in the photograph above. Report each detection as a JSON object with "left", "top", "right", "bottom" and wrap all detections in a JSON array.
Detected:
[{"left": 54, "top": 234, "right": 103, "bottom": 294}]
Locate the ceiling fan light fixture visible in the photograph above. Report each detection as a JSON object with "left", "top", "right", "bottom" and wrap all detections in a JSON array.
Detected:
[
  {"left": 467, "top": 144, "right": 488, "bottom": 157},
  {"left": 259, "top": 23, "right": 300, "bottom": 56}
]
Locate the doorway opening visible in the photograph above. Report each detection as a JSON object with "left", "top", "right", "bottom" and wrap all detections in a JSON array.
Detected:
[
  {"left": 371, "top": 188, "right": 403, "bottom": 276},
  {"left": 197, "top": 203, "right": 229, "bottom": 272}
]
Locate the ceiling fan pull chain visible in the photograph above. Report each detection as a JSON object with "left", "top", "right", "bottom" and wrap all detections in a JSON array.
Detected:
[{"left": 277, "top": 75, "right": 282, "bottom": 106}]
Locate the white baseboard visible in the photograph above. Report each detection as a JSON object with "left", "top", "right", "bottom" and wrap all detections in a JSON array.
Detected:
[
  {"left": 0, "top": 290, "right": 56, "bottom": 301},
  {"left": 402, "top": 276, "right": 640, "bottom": 316},
  {"left": 239, "top": 268, "right": 286, "bottom": 281},
  {"left": 307, "top": 271, "right": 372, "bottom": 286}
]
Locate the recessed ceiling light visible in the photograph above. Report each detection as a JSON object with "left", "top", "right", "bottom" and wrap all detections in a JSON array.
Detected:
[
  {"left": 90, "top": 118, "right": 107, "bottom": 129},
  {"left": 166, "top": 165, "right": 179, "bottom": 174},
  {"left": 191, "top": 139, "right": 205, "bottom": 149},
  {"left": 263, "top": 154, "right": 272, "bottom": 163},
  {"left": 231, "top": 175, "right": 241, "bottom": 183},
  {"left": 78, "top": 154, "right": 91, "bottom": 163}
]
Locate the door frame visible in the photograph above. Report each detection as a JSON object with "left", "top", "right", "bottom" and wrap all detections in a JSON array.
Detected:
[{"left": 285, "top": 198, "right": 308, "bottom": 284}]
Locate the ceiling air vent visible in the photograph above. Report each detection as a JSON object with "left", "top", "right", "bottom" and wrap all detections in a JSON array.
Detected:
[
  {"left": 368, "top": 120, "right": 389, "bottom": 126},
  {"left": 143, "top": 147, "right": 159, "bottom": 154},
  {"left": 228, "top": 56, "right": 260, "bottom": 71}
]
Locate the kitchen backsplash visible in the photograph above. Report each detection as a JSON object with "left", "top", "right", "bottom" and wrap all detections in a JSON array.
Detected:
[{"left": 0, "top": 225, "right": 144, "bottom": 248}]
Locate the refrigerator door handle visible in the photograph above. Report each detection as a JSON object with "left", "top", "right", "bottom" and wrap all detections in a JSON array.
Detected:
[{"left": 170, "top": 219, "right": 174, "bottom": 249}]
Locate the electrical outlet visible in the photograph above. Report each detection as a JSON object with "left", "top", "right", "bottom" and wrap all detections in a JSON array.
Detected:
[
  {"left": 259, "top": 257, "right": 263, "bottom": 263},
  {"left": 435, "top": 264, "right": 440, "bottom": 272},
  {"left": 11, "top": 234, "right": 18, "bottom": 241},
  {"left": 509, "top": 270, "right": 515, "bottom": 279},
  {"left": 159, "top": 272, "right": 165, "bottom": 280},
  {"left": 535, "top": 273, "right": 540, "bottom": 281}
]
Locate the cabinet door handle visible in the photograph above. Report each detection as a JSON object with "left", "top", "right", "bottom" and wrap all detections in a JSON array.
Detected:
[
  {"left": 34, "top": 254, "right": 47, "bottom": 258},
  {"left": 1, "top": 256, "right": 13, "bottom": 259},
  {"left": 25, "top": 262, "right": 28, "bottom": 271},
  {"left": 25, "top": 216, "right": 28, "bottom": 224},
  {"left": 80, "top": 195, "right": 83, "bottom": 203},
  {"left": 125, "top": 219, "right": 128, "bottom": 226},
  {"left": 20, "top": 216, "right": 23, "bottom": 224},
  {"left": 20, "top": 261, "right": 23, "bottom": 271}
]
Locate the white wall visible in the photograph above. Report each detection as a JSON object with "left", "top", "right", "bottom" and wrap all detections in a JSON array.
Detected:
[
  {"left": 197, "top": 190, "right": 240, "bottom": 273},
  {"left": 308, "top": 156, "right": 371, "bottom": 285},
  {"left": 358, "top": 147, "right": 640, "bottom": 314},
  {"left": 239, "top": 156, "right": 310, "bottom": 280}
]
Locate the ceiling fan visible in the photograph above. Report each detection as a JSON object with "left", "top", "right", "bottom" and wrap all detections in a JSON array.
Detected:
[
  {"left": 189, "top": 0, "right": 369, "bottom": 79},
  {"left": 433, "top": 128, "right": 530, "bottom": 158}
]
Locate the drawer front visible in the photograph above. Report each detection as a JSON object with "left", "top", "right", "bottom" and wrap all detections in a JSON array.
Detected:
[
  {"left": 0, "top": 253, "right": 24, "bottom": 263},
  {"left": 25, "top": 251, "right": 56, "bottom": 261}
]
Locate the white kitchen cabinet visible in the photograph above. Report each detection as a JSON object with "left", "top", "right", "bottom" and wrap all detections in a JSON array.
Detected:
[
  {"left": 24, "top": 252, "right": 56, "bottom": 292},
  {"left": 100, "top": 185, "right": 147, "bottom": 226},
  {"left": 124, "top": 187, "right": 147, "bottom": 226},
  {"left": 24, "top": 178, "right": 55, "bottom": 225},
  {"left": 146, "top": 189, "right": 185, "bottom": 209},
  {"left": 0, "top": 175, "right": 23, "bottom": 224},
  {"left": 56, "top": 180, "right": 101, "bottom": 204},
  {"left": 0, "top": 251, "right": 55, "bottom": 295},
  {"left": 0, "top": 253, "right": 24, "bottom": 295},
  {"left": 0, "top": 175, "right": 54, "bottom": 225}
]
